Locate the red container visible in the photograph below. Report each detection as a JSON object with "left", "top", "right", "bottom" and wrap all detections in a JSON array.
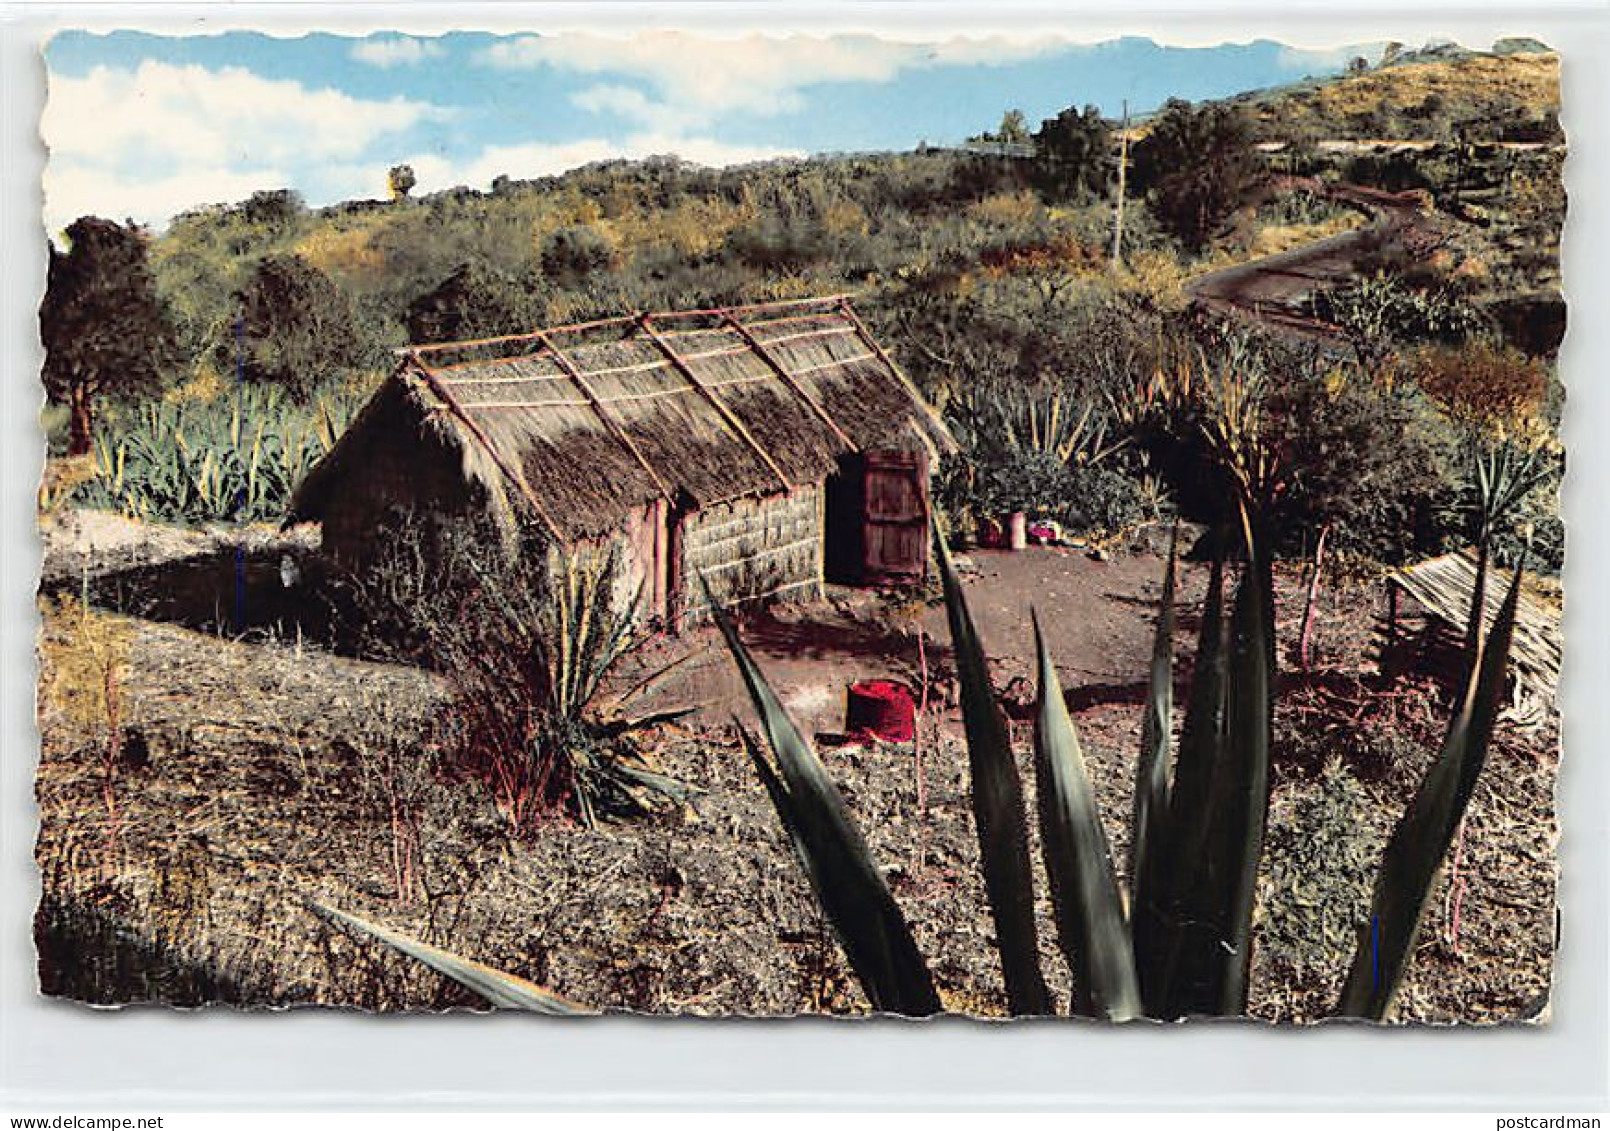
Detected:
[{"left": 846, "top": 680, "right": 917, "bottom": 743}]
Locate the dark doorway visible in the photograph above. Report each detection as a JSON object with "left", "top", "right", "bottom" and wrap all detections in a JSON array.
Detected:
[
  {"left": 823, "top": 455, "right": 864, "bottom": 585},
  {"left": 823, "top": 450, "right": 931, "bottom": 586}
]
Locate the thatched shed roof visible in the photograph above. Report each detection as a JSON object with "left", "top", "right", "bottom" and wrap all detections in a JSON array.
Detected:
[
  {"left": 1387, "top": 549, "right": 1561, "bottom": 719},
  {"left": 288, "top": 295, "right": 955, "bottom": 541}
]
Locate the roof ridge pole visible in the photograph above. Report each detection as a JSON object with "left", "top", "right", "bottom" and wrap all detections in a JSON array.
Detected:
[
  {"left": 720, "top": 310, "right": 859, "bottom": 454},
  {"left": 637, "top": 313, "right": 793, "bottom": 494},
  {"left": 405, "top": 355, "right": 565, "bottom": 540},
  {"left": 537, "top": 332, "right": 675, "bottom": 504}
]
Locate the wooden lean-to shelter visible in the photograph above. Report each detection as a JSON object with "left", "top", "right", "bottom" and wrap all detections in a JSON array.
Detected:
[
  {"left": 286, "top": 294, "right": 955, "bottom": 627},
  {"left": 1380, "top": 549, "right": 1562, "bottom": 728}
]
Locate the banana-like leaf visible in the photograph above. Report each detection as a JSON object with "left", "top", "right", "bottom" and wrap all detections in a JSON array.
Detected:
[
  {"left": 708, "top": 583, "right": 941, "bottom": 1017},
  {"left": 311, "top": 901, "right": 589, "bottom": 1014},
  {"left": 1030, "top": 613, "right": 1142, "bottom": 1020},
  {"left": 1131, "top": 528, "right": 1178, "bottom": 913},
  {"left": 932, "top": 522, "right": 1053, "bottom": 1016},
  {"left": 1337, "top": 561, "right": 1523, "bottom": 1020}
]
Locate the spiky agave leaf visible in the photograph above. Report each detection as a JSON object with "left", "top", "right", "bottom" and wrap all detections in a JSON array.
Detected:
[
  {"left": 1151, "top": 547, "right": 1273, "bottom": 1018},
  {"left": 1337, "top": 561, "right": 1524, "bottom": 1020},
  {"left": 1141, "top": 552, "right": 1228, "bottom": 1017},
  {"left": 932, "top": 521, "right": 1053, "bottom": 1016},
  {"left": 708, "top": 582, "right": 941, "bottom": 1017},
  {"left": 1207, "top": 551, "right": 1275, "bottom": 1015},
  {"left": 1127, "top": 528, "right": 1178, "bottom": 979},
  {"left": 1030, "top": 613, "right": 1142, "bottom": 1020},
  {"left": 312, "top": 901, "right": 589, "bottom": 1014}
]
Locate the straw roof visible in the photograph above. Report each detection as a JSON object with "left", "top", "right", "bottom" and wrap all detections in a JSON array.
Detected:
[
  {"left": 1387, "top": 549, "right": 1561, "bottom": 720},
  {"left": 289, "top": 295, "right": 955, "bottom": 541}
]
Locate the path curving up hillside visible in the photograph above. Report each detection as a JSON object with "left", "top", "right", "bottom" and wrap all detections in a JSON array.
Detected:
[{"left": 1183, "top": 180, "right": 1448, "bottom": 345}]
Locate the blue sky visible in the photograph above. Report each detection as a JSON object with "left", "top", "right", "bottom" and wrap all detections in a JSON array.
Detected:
[{"left": 42, "top": 30, "right": 1382, "bottom": 232}]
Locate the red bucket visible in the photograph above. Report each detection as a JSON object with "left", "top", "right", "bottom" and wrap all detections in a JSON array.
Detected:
[{"left": 846, "top": 680, "right": 917, "bottom": 744}]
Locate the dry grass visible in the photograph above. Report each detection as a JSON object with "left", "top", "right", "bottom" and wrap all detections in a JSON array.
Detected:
[
  {"left": 1242, "top": 51, "right": 1560, "bottom": 141},
  {"left": 31, "top": 549, "right": 1558, "bottom": 1021},
  {"left": 1250, "top": 213, "right": 1367, "bottom": 257}
]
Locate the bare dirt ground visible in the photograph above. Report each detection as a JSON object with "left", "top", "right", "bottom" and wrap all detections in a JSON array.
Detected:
[{"left": 33, "top": 514, "right": 1557, "bottom": 1022}]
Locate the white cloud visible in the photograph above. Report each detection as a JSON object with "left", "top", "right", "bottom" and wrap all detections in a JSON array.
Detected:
[
  {"left": 570, "top": 84, "right": 703, "bottom": 136},
  {"left": 1276, "top": 42, "right": 1389, "bottom": 73},
  {"left": 42, "top": 60, "right": 443, "bottom": 229},
  {"left": 43, "top": 162, "right": 289, "bottom": 237},
  {"left": 403, "top": 134, "right": 800, "bottom": 195},
  {"left": 351, "top": 37, "right": 445, "bottom": 68},
  {"left": 482, "top": 31, "right": 1069, "bottom": 126}
]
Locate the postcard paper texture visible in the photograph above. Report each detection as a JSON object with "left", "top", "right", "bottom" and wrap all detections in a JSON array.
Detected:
[{"left": 34, "top": 30, "right": 1563, "bottom": 1022}]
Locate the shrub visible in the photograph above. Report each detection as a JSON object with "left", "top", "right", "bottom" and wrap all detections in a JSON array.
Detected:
[
  {"left": 540, "top": 225, "right": 617, "bottom": 282},
  {"left": 1131, "top": 100, "right": 1264, "bottom": 251},
  {"left": 1311, "top": 272, "right": 1485, "bottom": 371},
  {"left": 1260, "top": 761, "right": 1385, "bottom": 1007},
  {"left": 1406, "top": 342, "right": 1551, "bottom": 433},
  {"left": 234, "top": 254, "right": 372, "bottom": 402},
  {"left": 1129, "top": 339, "right": 1459, "bottom": 563},
  {"left": 405, "top": 262, "right": 541, "bottom": 344},
  {"left": 345, "top": 520, "right": 689, "bottom": 830}
]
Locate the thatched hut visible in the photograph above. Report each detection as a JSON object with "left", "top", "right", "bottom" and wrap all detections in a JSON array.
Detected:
[{"left": 287, "top": 294, "right": 956, "bottom": 627}]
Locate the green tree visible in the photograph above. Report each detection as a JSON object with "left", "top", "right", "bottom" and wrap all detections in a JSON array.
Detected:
[
  {"left": 388, "top": 164, "right": 418, "bottom": 202},
  {"left": 1032, "top": 104, "right": 1113, "bottom": 201},
  {"left": 40, "top": 216, "right": 177, "bottom": 455},
  {"left": 406, "top": 262, "right": 539, "bottom": 344},
  {"left": 1131, "top": 99, "right": 1263, "bottom": 250},
  {"left": 235, "top": 254, "right": 364, "bottom": 401}
]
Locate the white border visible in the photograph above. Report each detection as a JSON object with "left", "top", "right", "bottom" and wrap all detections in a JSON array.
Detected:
[{"left": 2, "top": 1, "right": 1605, "bottom": 1112}]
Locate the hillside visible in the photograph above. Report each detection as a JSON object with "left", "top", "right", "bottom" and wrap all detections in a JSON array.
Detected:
[{"left": 1229, "top": 46, "right": 1561, "bottom": 144}]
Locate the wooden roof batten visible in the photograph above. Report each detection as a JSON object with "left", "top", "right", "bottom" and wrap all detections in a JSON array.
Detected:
[
  {"left": 636, "top": 312, "right": 794, "bottom": 495},
  {"left": 393, "top": 292, "right": 855, "bottom": 362},
  {"left": 535, "top": 331, "right": 675, "bottom": 505},
  {"left": 401, "top": 353, "right": 565, "bottom": 540},
  {"left": 720, "top": 309, "right": 859, "bottom": 453}
]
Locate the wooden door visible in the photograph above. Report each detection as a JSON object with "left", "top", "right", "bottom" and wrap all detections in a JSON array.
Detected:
[{"left": 861, "top": 449, "right": 929, "bottom": 584}]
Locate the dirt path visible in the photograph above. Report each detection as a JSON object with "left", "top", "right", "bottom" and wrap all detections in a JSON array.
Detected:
[{"left": 1184, "top": 180, "right": 1447, "bottom": 344}]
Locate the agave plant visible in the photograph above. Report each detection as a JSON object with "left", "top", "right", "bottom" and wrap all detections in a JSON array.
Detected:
[
  {"left": 713, "top": 515, "right": 1522, "bottom": 1021},
  {"left": 321, "top": 516, "right": 1521, "bottom": 1020},
  {"left": 310, "top": 901, "right": 590, "bottom": 1014},
  {"left": 72, "top": 385, "right": 357, "bottom": 525}
]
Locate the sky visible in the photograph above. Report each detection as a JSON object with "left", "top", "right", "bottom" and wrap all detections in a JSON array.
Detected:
[{"left": 41, "top": 30, "right": 1384, "bottom": 233}]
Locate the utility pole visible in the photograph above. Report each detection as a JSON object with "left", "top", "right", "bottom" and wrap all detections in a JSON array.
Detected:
[{"left": 1112, "top": 100, "right": 1130, "bottom": 272}]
